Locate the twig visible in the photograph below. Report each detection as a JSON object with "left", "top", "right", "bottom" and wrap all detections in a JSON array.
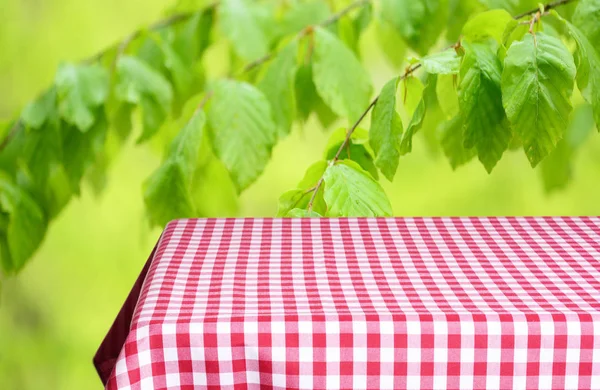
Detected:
[
  {"left": 513, "top": 0, "right": 575, "bottom": 19},
  {"left": 239, "top": 0, "right": 371, "bottom": 74}
]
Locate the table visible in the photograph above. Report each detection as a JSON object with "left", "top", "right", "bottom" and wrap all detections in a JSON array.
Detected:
[{"left": 95, "top": 217, "right": 600, "bottom": 389}]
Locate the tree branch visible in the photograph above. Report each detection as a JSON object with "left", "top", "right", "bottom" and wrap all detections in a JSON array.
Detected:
[
  {"left": 307, "top": 0, "right": 578, "bottom": 212},
  {"left": 239, "top": 0, "right": 371, "bottom": 75}
]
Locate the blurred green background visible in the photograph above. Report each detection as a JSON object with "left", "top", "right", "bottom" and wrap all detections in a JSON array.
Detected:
[{"left": 1, "top": 0, "right": 599, "bottom": 389}]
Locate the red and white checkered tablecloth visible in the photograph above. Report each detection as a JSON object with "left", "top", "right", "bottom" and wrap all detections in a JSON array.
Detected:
[{"left": 95, "top": 217, "right": 600, "bottom": 389}]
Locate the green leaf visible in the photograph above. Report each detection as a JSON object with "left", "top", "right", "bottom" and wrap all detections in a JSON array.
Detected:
[
  {"left": 276, "top": 160, "right": 327, "bottom": 216},
  {"left": 436, "top": 74, "right": 459, "bottom": 118},
  {"left": 446, "top": 0, "right": 485, "bottom": 41},
  {"left": 219, "top": 0, "right": 268, "bottom": 61},
  {"left": 462, "top": 9, "right": 516, "bottom": 44},
  {"left": 338, "top": 15, "right": 360, "bottom": 54},
  {"left": 172, "top": 9, "right": 213, "bottom": 66},
  {"left": 370, "top": 77, "right": 403, "bottom": 180},
  {"left": 0, "top": 173, "right": 46, "bottom": 273},
  {"left": 191, "top": 153, "right": 239, "bottom": 217},
  {"left": 421, "top": 48, "right": 460, "bottom": 75},
  {"left": 375, "top": 18, "right": 407, "bottom": 69},
  {"left": 501, "top": 33, "right": 576, "bottom": 166},
  {"left": 157, "top": 37, "right": 195, "bottom": 98},
  {"left": 399, "top": 75, "right": 436, "bottom": 155},
  {"left": 21, "top": 88, "right": 57, "bottom": 129},
  {"left": 286, "top": 208, "right": 322, "bottom": 217},
  {"left": 55, "top": 63, "right": 109, "bottom": 132},
  {"left": 458, "top": 41, "right": 511, "bottom": 172},
  {"left": 540, "top": 104, "right": 595, "bottom": 192},
  {"left": 572, "top": 0, "right": 600, "bottom": 53},
  {"left": 207, "top": 79, "right": 276, "bottom": 192},
  {"left": 380, "top": 0, "right": 448, "bottom": 55},
  {"left": 258, "top": 40, "right": 298, "bottom": 137},
  {"left": 440, "top": 114, "right": 476, "bottom": 169},
  {"left": 559, "top": 17, "right": 600, "bottom": 130},
  {"left": 281, "top": 1, "right": 331, "bottom": 36},
  {"left": 479, "top": 0, "right": 538, "bottom": 14},
  {"left": 312, "top": 27, "right": 373, "bottom": 122},
  {"left": 143, "top": 110, "right": 206, "bottom": 227},
  {"left": 323, "top": 160, "right": 392, "bottom": 217},
  {"left": 115, "top": 56, "right": 173, "bottom": 142},
  {"left": 324, "top": 128, "right": 378, "bottom": 179},
  {"left": 62, "top": 111, "right": 108, "bottom": 193}
]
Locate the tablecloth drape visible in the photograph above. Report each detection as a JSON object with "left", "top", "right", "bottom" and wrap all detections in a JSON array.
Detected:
[{"left": 95, "top": 217, "right": 600, "bottom": 389}]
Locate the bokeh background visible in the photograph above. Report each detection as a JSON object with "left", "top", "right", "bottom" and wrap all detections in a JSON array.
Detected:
[{"left": 1, "top": 0, "right": 600, "bottom": 388}]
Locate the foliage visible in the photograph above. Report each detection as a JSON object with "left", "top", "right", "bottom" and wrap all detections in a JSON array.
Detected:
[{"left": 0, "top": 0, "right": 598, "bottom": 274}]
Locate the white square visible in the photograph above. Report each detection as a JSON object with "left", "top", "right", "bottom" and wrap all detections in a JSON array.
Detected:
[
  {"left": 459, "top": 374, "right": 472, "bottom": 390},
  {"left": 189, "top": 322, "right": 204, "bottom": 334},
  {"left": 513, "top": 322, "right": 528, "bottom": 336},
  {"left": 566, "top": 347, "right": 580, "bottom": 363},
  {"left": 487, "top": 321, "right": 501, "bottom": 335},
  {"left": 567, "top": 321, "right": 582, "bottom": 336},
  {"left": 380, "top": 322, "right": 394, "bottom": 334},
  {"left": 140, "top": 376, "right": 155, "bottom": 390},
  {"left": 166, "top": 373, "right": 180, "bottom": 387},
  {"left": 162, "top": 323, "right": 177, "bottom": 335},
  {"left": 245, "top": 321, "right": 258, "bottom": 334},
  {"left": 538, "top": 375, "right": 552, "bottom": 389},
  {"left": 115, "top": 358, "right": 128, "bottom": 375},
  {"left": 354, "top": 321, "right": 367, "bottom": 334},
  {"left": 245, "top": 346, "right": 259, "bottom": 360},
  {"left": 138, "top": 350, "right": 151, "bottom": 367},
  {"left": 380, "top": 375, "right": 394, "bottom": 389},
  {"left": 298, "top": 321, "right": 312, "bottom": 333},
  {"left": 353, "top": 375, "right": 367, "bottom": 389},
  {"left": 460, "top": 350, "right": 474, "bottom": 363},
  {"left": 487, "top": 347, "right": 501, "bottom": 363},
  {"left": 540, "top": 322, "right": 554, "bottom": 336},
  {"left": 407, "top": 321, "right": 421, "bottom": 335},
  {"left": 564, "top": 375, "right": 579, "bottom": 389},
  {"left": 326, "top": 375, "right": 340, "bottom": 388},
  {"left": 407, "top": 375, "right": 421, "bottom": 389},
  {"left": 299, "top": 374, "right": 312, "bottom": 388},
  {"left": 218, "top": 322, "right": 231, "bottom": 334},
  {"left": 539, "top": 349, "right": 554, "bottom": 363},
  {"left": 299, "top": 347, "right": 313, "bottom": 362},
  {"left": 434, "top": 347, "right": 447, "bottom": 362},
  {"left": 272, "top": 374, "right": 286, "bottom": 387},
  {"left": 461, "top": 321, "right": 474, "bottom": 335},
  {"left": 272, "top": 347, "right": 286, "bottom": 362},
  {"left": 434, "top": 321, "right": 448, "bottom": 335},
  {"left": 514, "top": 348, "right": 528, "bottom": 364},
  {"left": 381, "top": 348, "right": 394, "bottom": 363},
  {"left": 271, "top": 322, "right": 285, "bottom": 334},
  {"left": 164, "top": 348, "right": 179, "bottom": 362},
  {"left": 407, "top": 348, "right": 421, "bottom": 362},
  {"left": 220, "top": 372, "right": 234, "bottom": 386},
  {"left": 192, "top": 372, "right": 207, "bottom": 386},
  {"left": 353, "top": 347, "right": 367, "bottom": 363},
  {"left": 326, "top": 347, "right": 340, "bottom": 362},
  {"left": 326, "top": 321, "right": 340, "bottom": 334},
  {"left": 218, "top": 347, "right": 232, "bottom": 361},
  {"left": 246, "top": 370, "right": 260, "bottom": 384},
  {"left": 433, "top": 374, "right": 447, "bottom": 390}
]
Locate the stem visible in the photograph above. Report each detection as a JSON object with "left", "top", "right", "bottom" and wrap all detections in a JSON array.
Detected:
[
  {"left": 514, "top": 0, "right": 576, "bottom": 19},
  {"left": 239, "top": 0, "right": 370, "bottom": 75}
]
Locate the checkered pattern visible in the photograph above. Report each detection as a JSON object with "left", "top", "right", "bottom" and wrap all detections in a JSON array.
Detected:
[{"left": 96, "top": 217, "right": 600, "bottom": 389}]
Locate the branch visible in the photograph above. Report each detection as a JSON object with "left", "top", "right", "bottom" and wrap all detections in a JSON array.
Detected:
[
  {"left": 239, "top": 0, "right": 371, "bottom": 74},
  {"left": 306, "top": 0, "right": 577, "bottom": 212}
]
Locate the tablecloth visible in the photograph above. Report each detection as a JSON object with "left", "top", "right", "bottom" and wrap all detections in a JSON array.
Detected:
[{"left": 95, "top": 217, "right": 600, "bottom": 389}]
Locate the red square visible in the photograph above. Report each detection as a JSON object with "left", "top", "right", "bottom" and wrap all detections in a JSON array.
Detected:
[
  {"left": 554, "top": 335, "right": 567, "bottom": 349},
  {"left": 552, "top": 362, "right": 566, "bottom": 374},
  {"left": 447, "top": 362, "right": 461, "bottom": 375},
  {"left": 258, "top": 332, "right": 271, "bottom": 346},
  {"left": 528, "top": 335, "right": 541, "bottom": 348},
  {"left": 286, "top": 361, "right": 299, "bottom": 376},
  {"left": 394, "top": 362, "right": 407, "bottom": 376},
  {"left": 340, "top": 333, "right": 353, "bottom": 347},
  {"left": 394, "top": 333, "right": 407, "bottom": 348},
  {"left": 367, "top": 333, "right": 380, "bottom": 348},
  {"left": 474, "top": 335, "right": 487, "bottom": 349},
  {"left": 527, "top": 362, "right": 540, "bottom": 375},
  {"left": 313, "top": 362, "right": 327, "bottom": 375},
  {"left": 421, "top": 362, "right": 434, "bottom": 376},
  {"left": 421, "top": 334, "right": 434, "bottom": 348},
  {"left": 474, "top": 362, "right": 487, "bottom": 375},
  {"left": 204, "top": 333, "right": 218, "bottom": 347},
  {"left": 448, "top": 334, "right": 461, "bottom": 348},
  {"left": 176, "top": 333, "right": 191, "bottom": 348},
  {"left": 581, "top": 335, "right": 594, "bottom": 349},
  {"left": 579, "top": 362, "right": 593, "bottom": 375},
  {"left": 340, "top": 362, "right": 353, "bottom": 374},
  {"left": 367, "top": 361, "right": 380, "bottom": 375},
  {"left": 313, "top": 333, "right": 326, "bottom": 348},
  {"left": 501, "top": 335, "right": 514, "bottom": 348},
  {"left": 500, "top": 362, "right": 513, "bottom": 376},
  {"left": 286, "top": 333, "right": 299, "bottom": 348}
]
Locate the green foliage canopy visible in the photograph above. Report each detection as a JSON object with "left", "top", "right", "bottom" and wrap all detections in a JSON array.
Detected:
[{"left": 1, "top": 0, "right": 599, "bottom": 274}]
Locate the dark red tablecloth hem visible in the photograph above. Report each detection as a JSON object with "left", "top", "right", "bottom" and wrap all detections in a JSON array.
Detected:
[{"left": 93, "top": 245, "right": 157, "bottom": 386}]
